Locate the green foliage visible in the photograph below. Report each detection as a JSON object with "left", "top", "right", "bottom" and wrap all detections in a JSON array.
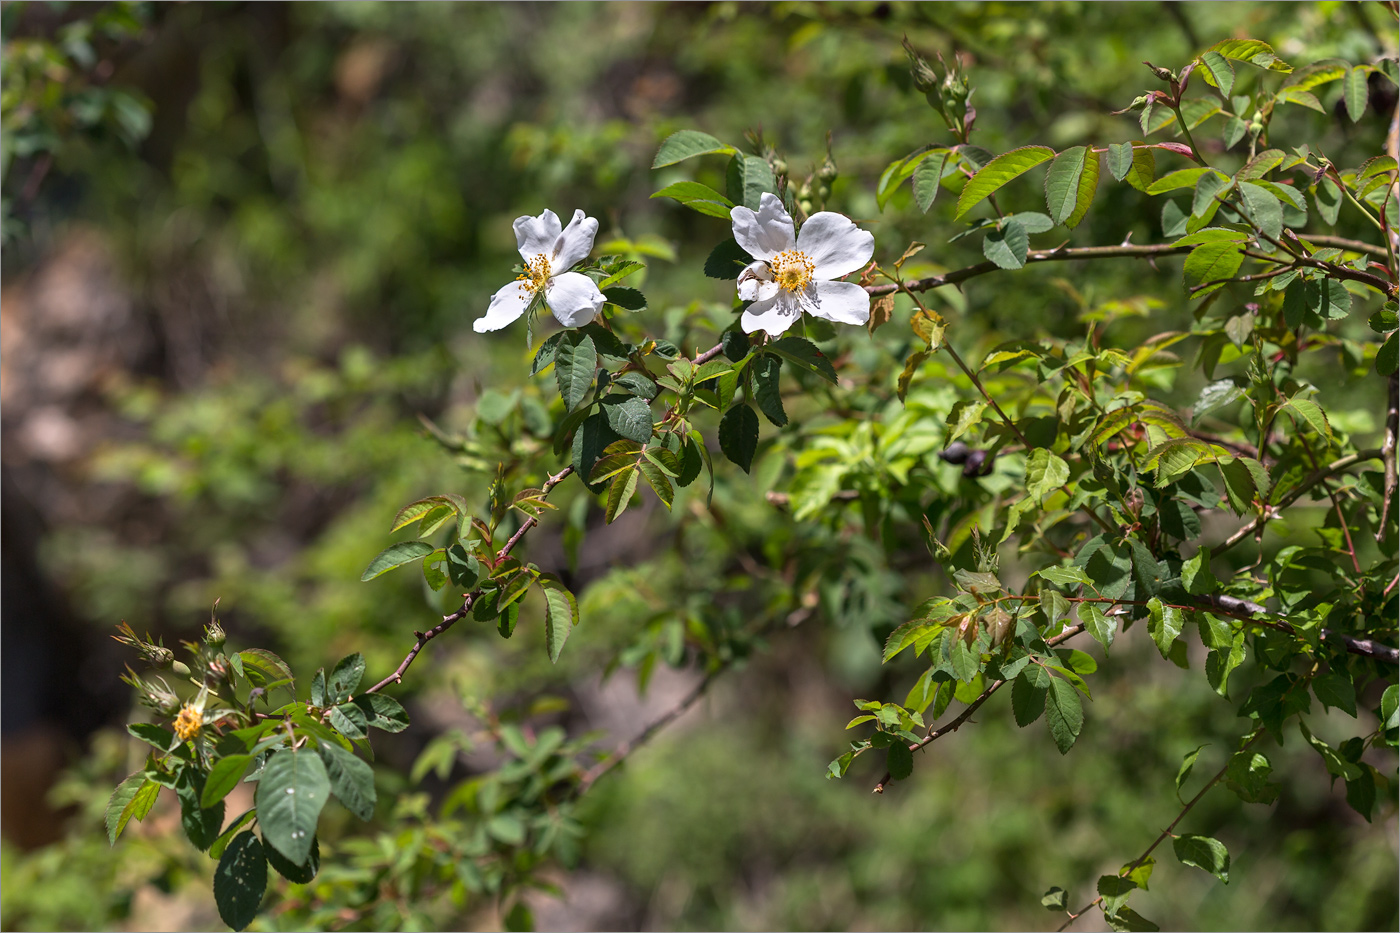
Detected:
[{"left": 7, "top": 3, "right": 1398, "bottom": 932}]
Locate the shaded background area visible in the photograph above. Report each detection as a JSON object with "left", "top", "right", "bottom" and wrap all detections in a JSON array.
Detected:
[{"left": 2, "top": 2, "right": 1396, "bottom": 930}]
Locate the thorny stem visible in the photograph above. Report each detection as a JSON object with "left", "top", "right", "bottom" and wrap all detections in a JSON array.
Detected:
[
  {"left": 872, "top": 623, "right": 1088, "bottom": 794},
  {"left": 863, "top": 243, "right": 1195, "bottom": 298},
  {"left": 1169, "top": 103, "right": 1208, "bottom": 168},
  {"left": 364, "top": 464, "right": 575, "bottom": 695},
  {"left": 367, "top": 341, "right": 728, "bottom": 696},
  {"left": 575, "top": 672, "right": 719, "bottom": 794},
  {"left": 1296, "top": 434, "right": 1362, "bottom": 574},
  {"left": 1211, "top": 448, "right": 1384, "bottom": 559},
  {"left": 1381, "top": 374, "right": 1398, "bottom": 545},
  {"left": 1056, "top": 729, "right": 1265, "bottom": 932}
]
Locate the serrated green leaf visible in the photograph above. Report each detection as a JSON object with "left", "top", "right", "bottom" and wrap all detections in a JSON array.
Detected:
[
  {"left": 913, "top": 150, "right": 949, "bottom": 213},
  {"left": 886, "top": 741, "right": 913, "bottom": 781},
  {"left": 983, "top": 219, "right": 1029, "bottom": 269},
  {"left": 265, "top": 835, "right": 319, "bottom": 884},
  {"left": 213, "top": 830, "right": 267, "bottom": 932},
  {"left": 360, "top": 541, "right": 434, "bottom": 582},
  {"left": 652, "top": 130, "right": 733, "bottom": 168},
  {"left": 1045, "top": 146, "right": 1089, "bottom": 225},
  {"left": 1012, "top": 670, "right": 1047, "bottom": 727},
  {"left": 556, "top": 333, "right": 598, "bottom": 411},
  {"left": 1182, "top": 240, "right": 1243, "bottom": 294},
  {"left": 1045, "top": 676, "right": 1084, "bottom": 753},
  {"left": 316, "top": 741, "right": 375, "bottom": 822},
  {"left": 1083, "top": 603, "right": 1116, "bottom": 653},
  {"left": 106, "top": 772, "right": 156, "bottom": 845},
  {"left": 955, "top": 145, "right": 1055, "bottom": 218},
  {"left": 542, "top": 578, "right": 578, "bottom": 664},
  {"left": 1313, "top": 671, "right": 1357, "bottom": 717},
  {"left": 768, "top": 336, "right": 838, "bottom": 383},
  {"left": 1200, "top": 50, "right": 1236, "bottom": 97},
  {"left": 727, "top": 153, "right": 777, "bottom": 210},
  {"left": 1025, "top": 448, "right": 1069, "bottom": 499},
  {"left": 352, "top": 694, "right": 410, "bottom": 733},
  {"left": 718, "top": 403, "right": 760, "bottom": 473},
  {"left": 1343, "top": 66, "right": 1368, "bottom": 122},
  {"left": 752, "top": 355, "right": 787, "bottom": 427},
  {"left": 203, "top": 754, "right": 254, "bottom": 809},
  {"left": 1174, "top": 743, "right": 1209, "bottom": 798},
  {"left": 1174, "top": 834, "right": 1230, "bottom": 883},
  {"left": 1237, "top": 181, "right": 1282, "bottom": 241},
  {"left": 255, "top": 747, "right": 330, "bottom": 865}
]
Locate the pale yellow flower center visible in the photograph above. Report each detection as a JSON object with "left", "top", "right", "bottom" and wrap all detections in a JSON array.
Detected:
[
  {"left": 174, "top": 704, "right": 203, "bottom": 741},
  {"left": 771, "top": 250, "right": 815, "bottom": 293},
  {"left": 516, "top": 254, "right": 553, "bottom": 294}
]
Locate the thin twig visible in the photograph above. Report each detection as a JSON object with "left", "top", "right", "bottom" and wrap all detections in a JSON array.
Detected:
[
  {"left": 364, "top": 465, "right": 575, "bottom": 695},
  {"left": 1212, "top": 448, "right": 1383, "bottom": 558},
  {"left": 575, "top": 672, "right": 718, "bottom": 794},
  {"left": 863, "top": 244, "right": 1195, "bottom": 298},
  {"left": 872, "top": 623, "right": 1087, "bottom": 793},
  {"left": 1380, "top": 374, "right": 1398, "bottom": 544},
  {"left": 1056, "top": 730, "right": 1263, "bottom": 931}
]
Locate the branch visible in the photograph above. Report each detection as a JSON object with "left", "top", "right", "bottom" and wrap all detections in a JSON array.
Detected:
[
  {"left": 1211, "top": 448, "right": 1384, "bottom": 558},
  {"left": 1303, "top": 233, "right": 1390, "bottom": 261},
  {"left": 1057, "top": 729, "right": 1264, "bottom": 932},
  {"left": 1380, "top": 374, "right": 1398, "bottom": 544},
  {"left": 1191, "top": 594, "right": 1399, "bottom": 665},
  {"left": 575, "top": 671, "right": 718, "bottom": 795},
  {"left": 364, "top": 465, "right": 575, "bottom": 695},
  {"left": 872, "top": 623, "right": 1087, "bottom": 794},
  {"left": 863, "top": 244, "right": 1195, "bottom": 298}
]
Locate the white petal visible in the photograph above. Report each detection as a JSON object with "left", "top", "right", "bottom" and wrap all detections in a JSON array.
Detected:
[
  {"left": 551, "top": 209, "right": 598, "bottom": 271},
  {"left": 545, "top": 271, "right": 605, "bottom": 327},
  {"left": 730, "top": 192, "right": 795, "bottom": 261},
  {"left": 796, "top": 211, "right": 875, "bottom": 280},
  {"left": 475, "top": 281, "right": 533, "bottom": 332},
  {"left": 514, "top": 209, "right": 563, "bottom": 260},
  {"left": 741, "top": 294, "right": 801, "bottom": 337},
  {"left": 736, "top": 261, "right": 779, "bottom": 302},
  {"left": 809, "top": 280, "right": 870, "bottom": 325}
]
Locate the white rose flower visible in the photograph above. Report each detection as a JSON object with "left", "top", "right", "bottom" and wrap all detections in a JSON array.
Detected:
[
  {"left": 474, "top": 208, "right": 606, "bottom": 333},
  {"left": 730, "top": 192, "right": 875, "bottom": 337}
]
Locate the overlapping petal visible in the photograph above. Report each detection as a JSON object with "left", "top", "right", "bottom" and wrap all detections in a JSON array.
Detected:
[
  {"left": 796, "top": 212, "right": 875, "bottom": 280},
  {"left": 737, "top": 261, "right": 779, "bottom": 302},
  {"left": 545, "top": 271, "right": 606, "bottom": 327},
  {"left": 810, "top": 280, "right": 870, "bottom": 325},
  {"left": 514, "top": 209, "right": 563, "bottom": 260},
  {"left": 552, "top": 209, "right": 598, "bottom": 270},
  {"left": 729, "top": 192, "right": 795, "bottom": 260},
  {"left": 474, "top": 281, "right": 533, "bottom": 333},
  {"left": 740, "top": 296, "right": 801, "bottom": 336}
]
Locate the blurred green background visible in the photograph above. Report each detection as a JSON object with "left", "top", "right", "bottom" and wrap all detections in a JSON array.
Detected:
[{"left": 2, "top": 2, "right": 1395, "bottom": 930}]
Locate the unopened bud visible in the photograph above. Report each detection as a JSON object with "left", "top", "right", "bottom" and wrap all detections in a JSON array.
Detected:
[
  {"left": 1144, "top": 61, "right": 1174, "bottom": 83},
  {"left": 799, "top": 199, "right": 813, "bottom": 215},
  {"left": 771, "top": 159, "right": 788, "bottom": 176},
  {"left": 817, "top": 160, "right": 838, "bottom": 183},
  {"left": 204, "top": 619, "right": 226, "bottom": 650},
  {"left": 817, "top": 184, "right": 831, "bottom": 201}
]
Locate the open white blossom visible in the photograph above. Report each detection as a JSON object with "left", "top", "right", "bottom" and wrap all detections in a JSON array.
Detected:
[
  {"left": 730, "top": 192, "right": 875, "bottom": 337},
  {"left": 474, "top": 208, "right": 606, "bottom": 333}
]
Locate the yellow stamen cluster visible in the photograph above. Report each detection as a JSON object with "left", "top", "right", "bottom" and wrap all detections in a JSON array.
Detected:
[
  {"left": 515, "top": 254, "right": 553, "bottom": 295},
  {"left": 770, "top": 250, "right": 815, "bottom": 293},
  {"left": 173, "top": 704, "right": 203, "bottom": 741}
]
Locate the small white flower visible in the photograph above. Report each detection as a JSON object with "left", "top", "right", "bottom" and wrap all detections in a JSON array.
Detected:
[
  {"left": 474, "top": 208, "right": 606, "bottom": 333},
  {"left": 730, "top": 192, "right": 875, "bottom": 337}
]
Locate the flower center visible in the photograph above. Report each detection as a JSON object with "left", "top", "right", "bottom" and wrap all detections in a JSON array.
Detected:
[
  {"left": 174, "top": 704, "right": 203, "bottom": 741},
  {"left": 770, "top": 250, "right": 814, "bottom": 293},
  {"left": 516, "top": 254, "right": 553, "bottom": 294}
]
